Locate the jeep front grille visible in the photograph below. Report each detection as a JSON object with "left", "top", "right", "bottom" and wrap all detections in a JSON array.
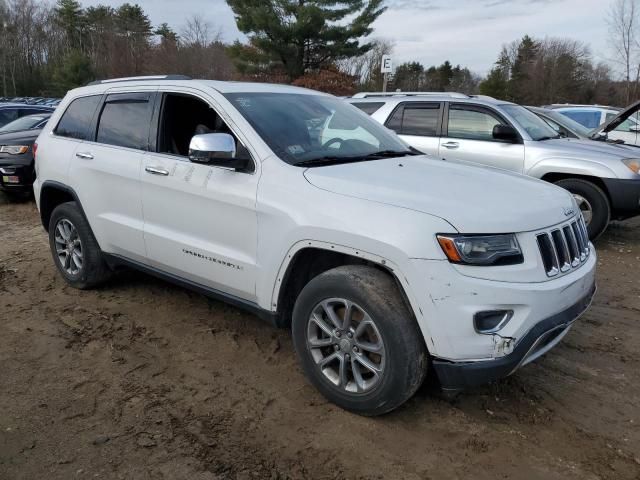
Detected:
[{"left": 536, "top": 216, "right": 590, "bottom": 277}]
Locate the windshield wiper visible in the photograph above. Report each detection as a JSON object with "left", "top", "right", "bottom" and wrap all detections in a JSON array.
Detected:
[
  {"left": 294, "top": 150, "right": 417, "bottom": 167},
  {"left": 538, "top": 135, "right": 562, "bottom": 141}
]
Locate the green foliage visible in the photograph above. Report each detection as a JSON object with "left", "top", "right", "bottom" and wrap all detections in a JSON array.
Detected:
[
  {"left": 226, "top": 0, "right": 386, "bottom": 79},
  {"left": 391, "top": 60, "right": 479, "bottom": 94},
  {"left": 52, "top": 50, "right": 95, "bottom": 95}
]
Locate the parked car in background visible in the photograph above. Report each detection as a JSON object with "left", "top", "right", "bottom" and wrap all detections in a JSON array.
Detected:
[
  {"left": 33, "top": 76, "right": 597, "bottom": 415},
  {"left": 528, "top": 106, "right": 594, "bottom": 140},
  {"left": 546, "top": 104, "right": 640, "bottom": 146},
  {"left": 349, "top": 93, "right": 640, "bottom": 239},
  {"left": 544, "top": 104, "right": 621, "bottom": 128},
  {"left": 0, "top": 103, "right": 55, "bottom": 129},
  {"left": 0, "top": 113, "right": 51, "bottom": 196}
]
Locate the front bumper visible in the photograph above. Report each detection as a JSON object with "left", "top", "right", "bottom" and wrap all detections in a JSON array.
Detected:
[
  {"left": 432, "top": 282, "right": 596, "bottom": 391},
  {"left": 603, "top": 177, "right": 640, "bottom": 218}
]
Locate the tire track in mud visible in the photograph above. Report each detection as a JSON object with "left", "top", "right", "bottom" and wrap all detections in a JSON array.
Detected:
[{"left": 1, "top": 198, "right": 639, "bottom": 479}]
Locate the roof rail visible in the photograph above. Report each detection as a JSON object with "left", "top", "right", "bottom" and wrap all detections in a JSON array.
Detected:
[
  {"left": 86, "top": 75, "right": 192, "bottom": 86},
  {"left": 351, "top": 91, "right": 469, "bottom": 99}
]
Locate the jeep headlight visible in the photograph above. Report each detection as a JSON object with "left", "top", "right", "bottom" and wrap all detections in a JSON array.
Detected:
[
  {"left": 437, "top": 234, "right": 523, "bottom": 266},
  {"left": 622, "top": 158, "right": 640, "bottom": 174},
  {"left": 0, "top": 145, "right": 29, "bottom": 155}
]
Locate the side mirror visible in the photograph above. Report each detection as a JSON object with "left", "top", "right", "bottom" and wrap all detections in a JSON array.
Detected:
[
  {"left": 188, "top": 133, "right": 250, "bottom": 170},
  {"left": 629, "top": 125, "right": 640, "bottom": 133},
  {"left": 492, "top": 124, "right": 519, "bottom": 142}
]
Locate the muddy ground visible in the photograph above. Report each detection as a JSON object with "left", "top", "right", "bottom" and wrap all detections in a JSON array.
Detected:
[{"left": 0, "top": 195, "right": 638, "bottom": 480}]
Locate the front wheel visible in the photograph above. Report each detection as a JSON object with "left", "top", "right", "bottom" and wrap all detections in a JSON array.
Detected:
[
  {"left": 292, "top": 265, "right": 428, "bottom": 416},
  {"left": 554, "top": 178, "right": 610, "bottom": 240}
]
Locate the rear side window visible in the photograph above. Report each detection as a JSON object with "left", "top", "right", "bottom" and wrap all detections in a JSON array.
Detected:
[
  {"left": 351, "top": 102, "right": 385, "bottom": 115},
  {"left": 385, "top": 103, "right": 441, "bottom": 136},
  {"left": 401, "top": 106, "right": 440, "bottom": 136},
  {"left": 96, "top": 93, "right": 153, "bottom": 150},
  {"left": 55, "top": 95, "right": 102, "bottom": 140}
]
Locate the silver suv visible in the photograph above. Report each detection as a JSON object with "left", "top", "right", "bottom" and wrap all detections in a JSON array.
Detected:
[{"left": 349, "top": 93, "right": 640, "bottom": 239}]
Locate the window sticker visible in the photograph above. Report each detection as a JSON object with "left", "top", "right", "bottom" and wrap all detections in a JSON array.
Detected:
[{"left": 287, "top": 145, "right": 305, "bottom": 154}]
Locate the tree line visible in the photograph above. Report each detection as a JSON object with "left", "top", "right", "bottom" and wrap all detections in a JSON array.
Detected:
[{"left": 0, "top": 0, "right": 636, "bottom": 107}]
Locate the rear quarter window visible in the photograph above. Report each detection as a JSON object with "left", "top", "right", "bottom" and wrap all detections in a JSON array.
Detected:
[
  {"left": 351, "top": 102, "right": 385, "bottom": 115},
  {"left": 55, "top": 95, "right": 102, "bottom": 140}
]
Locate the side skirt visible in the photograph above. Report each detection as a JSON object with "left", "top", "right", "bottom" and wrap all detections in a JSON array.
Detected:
[{"left": 103, "top": 253, "right": 280, "bottom": 327}]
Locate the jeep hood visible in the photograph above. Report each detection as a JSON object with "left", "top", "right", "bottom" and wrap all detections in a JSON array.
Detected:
[{"left": 303, "top": 155, "right": 575, "bottom": 233}]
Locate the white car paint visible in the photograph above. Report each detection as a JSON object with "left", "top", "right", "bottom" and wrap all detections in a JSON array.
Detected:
[{"left": 34, "top": 79, "right": 596, "bottom": 367}]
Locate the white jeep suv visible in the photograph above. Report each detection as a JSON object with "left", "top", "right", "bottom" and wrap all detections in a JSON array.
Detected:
[{"left": 33, "top": 77, "right": 596, "bottom": 415}]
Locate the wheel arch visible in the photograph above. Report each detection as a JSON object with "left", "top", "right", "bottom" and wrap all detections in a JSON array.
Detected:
[
  {"left": 272, "top": 241, "right": 427, "bottom": 343},
  {"left": 540, "top": 172, "right": 612, "bottom": 204},
  {"left": 39, "top": 181, "right": 88, "bottom": 232}
]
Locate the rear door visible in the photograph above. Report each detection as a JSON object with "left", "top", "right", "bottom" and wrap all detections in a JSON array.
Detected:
[
  {"left": 384, "top": 102, "right": 442, "bottom": 155},
  {"left": 66, "top": 90, "right": 156, "bottom": 261},
  {"left": 439, "top": 103, "right": 525, "bottom": 173}
]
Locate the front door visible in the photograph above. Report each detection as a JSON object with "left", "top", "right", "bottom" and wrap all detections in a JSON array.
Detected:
[
  {"left": 140, "top": 91, "right": 259, "bottom": 301},
  {"left": 439, "top": 103, "right": 525, "bottom": 173}
]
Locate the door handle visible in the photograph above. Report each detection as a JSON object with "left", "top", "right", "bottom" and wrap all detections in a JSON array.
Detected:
[
  {"left": 145, "top": 166, "right": 169, "bottom": 176},
  {"left": 441, "top": 142, "right": 459, "bottom": 149},
  {"left": 75, "top": 152, "right": 94, "bottom": 160}
]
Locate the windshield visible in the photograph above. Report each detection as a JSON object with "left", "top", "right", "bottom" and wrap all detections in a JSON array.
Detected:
[
  {"left": 224, "top": 93, "right": 412, "bottom": 165},
  {"left": 501, "top": 104, "right": 560, "bottom": 141},
  {"left": 0, "top": 115, "right": 48, "bottom": 132},
  {"left": 538, "top": 109, "right": 593, "bottom": 137}
]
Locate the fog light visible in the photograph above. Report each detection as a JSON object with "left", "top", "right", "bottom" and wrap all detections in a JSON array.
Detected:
[{"left": 474, "top": 310, "right": 513, "bottom": 334}]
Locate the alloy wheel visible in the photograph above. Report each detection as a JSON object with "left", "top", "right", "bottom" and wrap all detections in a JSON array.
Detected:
[
  {"left": 572, "top": 193, "right": 593, "bottom": 226},
  {"left": 54, "top": 218, "right": 83, "bottom": 275},
  {"left": 306, "top": 298, "right": 386, "bottom": 394}
]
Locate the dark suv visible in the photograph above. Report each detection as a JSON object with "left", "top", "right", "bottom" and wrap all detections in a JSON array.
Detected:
[{"left": 0, "top": 111, "right": 52, "bottom": 196}]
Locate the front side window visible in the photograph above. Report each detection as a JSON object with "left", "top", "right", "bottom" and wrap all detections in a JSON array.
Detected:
[
  {"left": 55, "top": 95, "right": 102, "bottom": 140},
  {"left": 96, "top": 93, "right": 153, "bottom": 150},
  {"left": 225, "top": 92, "right": 412, "bottom": 166},
  {"left": 447, "top": 106, "right": 505, "bottom": 141}
]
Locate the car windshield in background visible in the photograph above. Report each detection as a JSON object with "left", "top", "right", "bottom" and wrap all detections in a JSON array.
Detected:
[
  {"left": 224, "top": 93, "right": 413, "bottom": 166},
  {"left": 501, "top": 104, "right": 560, "bottom": 141},
  {"left": 0, "top": 114, "right": 49, "bottom": 132},
  {"left": 543, "top": 109, "right": 593, "bottom": 137}
]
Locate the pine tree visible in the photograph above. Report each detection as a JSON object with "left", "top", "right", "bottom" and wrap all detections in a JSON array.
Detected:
[{"left": 225, "top": 0, "right": 386, "bottom": 80}]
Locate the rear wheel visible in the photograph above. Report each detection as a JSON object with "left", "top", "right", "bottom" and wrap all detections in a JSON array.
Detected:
[
  {"left": 554, "top": 178, "right": 610, "bottom": 240},
  {"left": 292, "top": 265, "right": 428, "bottom": 416},
  {"left": 48, "top": 202, "right": 111, "bottom": 289}
]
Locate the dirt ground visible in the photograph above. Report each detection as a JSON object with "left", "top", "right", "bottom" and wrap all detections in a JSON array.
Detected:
[{"left": 0, "top": 195, "right": 639, "bottom": 480}]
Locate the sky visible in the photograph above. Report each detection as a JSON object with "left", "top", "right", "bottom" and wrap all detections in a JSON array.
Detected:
[{"left": 78, "top": 0, "right": 614, "bottom": 76}]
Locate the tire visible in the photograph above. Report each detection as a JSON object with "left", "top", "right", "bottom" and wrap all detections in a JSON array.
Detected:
[
  {"left": 554, "top": 178, "right": 610, "bottom": 240},
  {"left": 292, "top": 265, "right": 428, "bottom": 416},
  {"left": 48, "top": 201, "right": 111, "bottom": 289}
]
